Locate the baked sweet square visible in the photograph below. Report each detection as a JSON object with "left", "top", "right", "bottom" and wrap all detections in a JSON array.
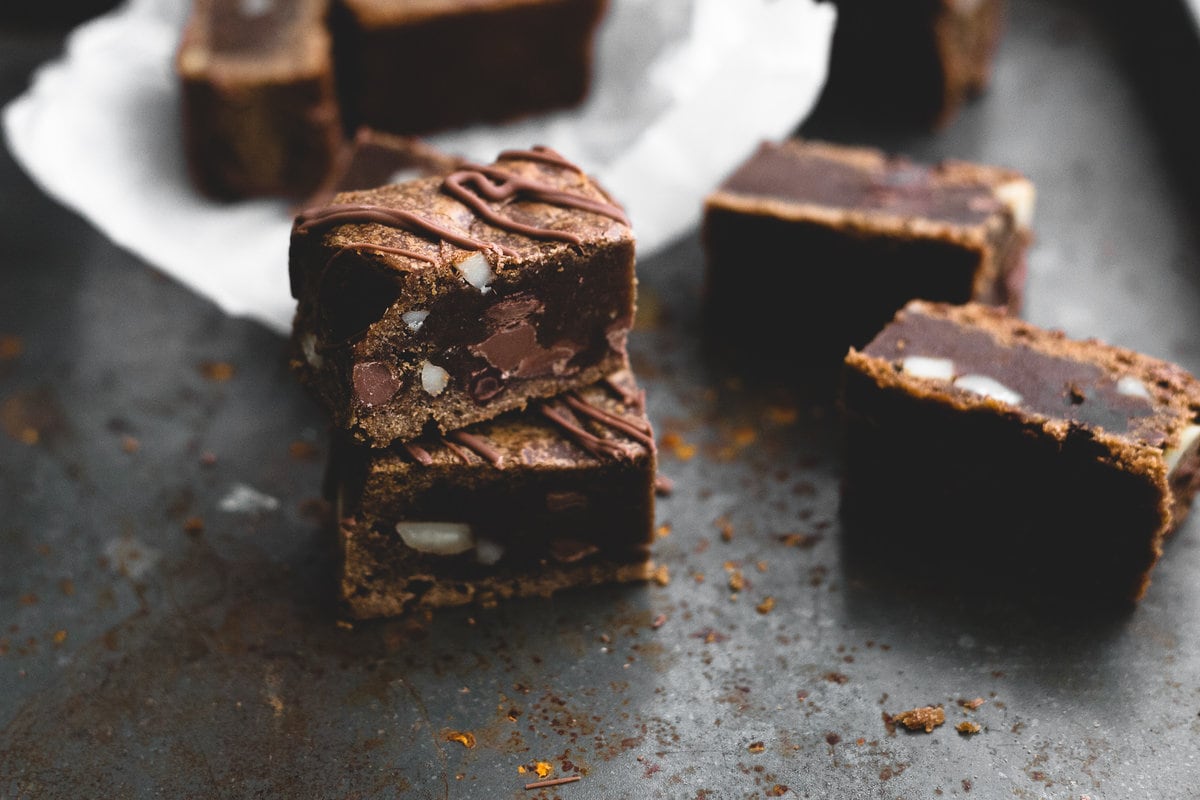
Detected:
[
  {"left": 303, "top": 126, "right": 466, "bottom": 208},
  {"left": 176, "top": 0, "right": 343, "bottom": 200},
  {"left": 332, "top": 0, "right": 609, "bottom": 135},
  {"left": 841, "top": 301, "right": 1200, "bottom": 602},
  {"left": 822, "top": 0, "right": 1008, "bottom": 129},
  {"left": 330, "top": 370, "right": 656, "bottom": 618},
  {"left": 702, "top": 138, "right": 1034, "bottom": 381},
  {"left": 289, "top": 146, "right": 636, "bottom": 447}
]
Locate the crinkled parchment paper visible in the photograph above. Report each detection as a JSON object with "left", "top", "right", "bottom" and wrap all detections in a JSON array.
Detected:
[{"left": 3, "top": 0, "right": 835, "bottom": 333}]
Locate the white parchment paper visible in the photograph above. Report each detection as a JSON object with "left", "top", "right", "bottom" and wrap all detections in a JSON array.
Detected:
[{"left": 3, "top": 0, "right": 835, "bottom": 334}]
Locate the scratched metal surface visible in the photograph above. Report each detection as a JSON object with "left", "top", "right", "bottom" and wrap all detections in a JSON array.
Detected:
[{"left": 3, "top": 1, "right": 1200, "bottom": 798}]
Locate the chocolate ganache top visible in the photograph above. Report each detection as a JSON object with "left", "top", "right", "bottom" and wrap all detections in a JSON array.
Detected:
[
  {"left": 861, "top": 302, "right": 1200, "bottom": 449},
  {"left": 293, "top": 146, "right": 631, "bottom": 268},
  {"left": 717, "top": 140, "right": 1006, "bottom": 228}
]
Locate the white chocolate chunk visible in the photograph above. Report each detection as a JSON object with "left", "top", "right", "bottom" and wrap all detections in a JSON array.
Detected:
[
  {"left": 420, "top": 361, "right": 449, "bottom": 395},
  {"left": 1164, "top": 424, "right": 1200, "bottom": 475},
  {"left": 994, "top": 178, "right": 1036, "bottom": 230},
  {"left": 402, "top": 310, "right": 429, "bottom": 332},
  {"left": 387, "top": 168, "right": 423, "bottom": 186},
  {"left": 901, "top": 356, "right": 956, "bottom": 381},
  {"left": 238, "top": 0, "right": 273, "bottom": 17},
  {"left": 474, "top": 538, "right": 505, "bottom": 566},
  {"left": 395, "top": 521, "right": 475, "bottom": 555},
  {"left": 456, "top": 252, "right": 494, "bottom": 293},
  {"left": 301, "top": 333, "right": 324, "bottom": 369},
  {"left": 954, "top": 374, "right": 1023, "bottom": 405},
  {"left": 1116, "top": 375, "right": 1152, "bottom": 400}
]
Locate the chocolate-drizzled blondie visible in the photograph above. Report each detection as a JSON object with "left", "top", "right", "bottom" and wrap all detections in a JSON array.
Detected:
[{"left": 290, "top": 146, "right": 636, "bottom": 447}]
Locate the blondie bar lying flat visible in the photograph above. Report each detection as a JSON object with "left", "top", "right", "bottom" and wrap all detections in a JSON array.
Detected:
[
  {"left": 330, "top": 371, "right": 656, "bottom": 618},
  {"left": 824, "top": 0, "right": 1007, "bottom": 128},
  {"left": 290, "top": 146, "right": 635, "bottom": 446},
  {"left": 703, "top": 139, "right": 1033, "bottom": 380},
  {"left": 332, "top": 0, "right": 608, "bottom": 134},
  {"left": 842, "top": 301, "right": 1200, "bottom": 601},
  {"left": 176, "top": 0, "right": 342, "bottom": 200}
]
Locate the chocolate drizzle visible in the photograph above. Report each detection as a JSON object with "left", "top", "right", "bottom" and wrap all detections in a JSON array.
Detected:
[
  {"left": 295, "top": 203, "right": 514, "bottom": 257},
  {"left": 497, "top": 145, "right": 584, "bottom": 173},
  {"left": 540, "top": 402, "right": 633, "bottom": 461},
  {"left": 446, "top": 431, "right": 505, "bottom": 468},
  {"left": 335, "top": 241, "right": 437, "bottom": 265},
  {"left": 442, "top": 164, "right": 629, "bottom": 245},
  {"left": 401, "top": 442, "right": 433, "bottom": 466},
  {"left": 403, "top": 379, "right": 650, "bottom": 468},
  {"left": 562, "top": 391, "right": 655, "bottom": 449}
]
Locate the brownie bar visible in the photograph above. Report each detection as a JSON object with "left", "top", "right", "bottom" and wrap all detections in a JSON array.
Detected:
[
  {"left": 332, "top": 0, "right": 608, "bottom": 135},
  {"left": 290, "top": 146, "right": 636, "bottom": 447},
  {"left": 176, "top": 0, "right": 343, "bottom": 200},
  {"left": 841, "top": 301, "right": 1200, "bottom": 602},
  {"left": 821, "top": 0, "right": 1007, "bottom": 129},
  {"left": 303, "top": 127, "right": 466, "bottom": 208},
  {"left": 702, "top": 139, "right": 1033, "bottom": 383},
  {"left": 331, "top": 371, "right": 656, "bottom": 618}
]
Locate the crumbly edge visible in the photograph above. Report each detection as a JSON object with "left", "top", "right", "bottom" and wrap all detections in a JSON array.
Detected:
[{"left": 341, "top": 550, "right": 654, "bottom": 619}]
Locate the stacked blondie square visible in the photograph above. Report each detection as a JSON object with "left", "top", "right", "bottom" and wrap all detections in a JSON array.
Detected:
[{"left": 289, "top": 147, "right": 657, "bottom": 618}]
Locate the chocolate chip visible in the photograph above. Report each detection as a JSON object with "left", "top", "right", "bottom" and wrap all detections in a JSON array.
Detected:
[
  {"left": 468, "top": 367, "right": 505, "bottom": 402},
  {"left": 352, "top": 361, "right": 400, "bottom": 406}
]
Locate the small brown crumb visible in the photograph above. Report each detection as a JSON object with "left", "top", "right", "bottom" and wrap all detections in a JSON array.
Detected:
[
  {"left": 524, "top": 775, "right": 580, "bottom": 790},
  {"left": 958, "top": 697, "right": 985, "bottom": 710},
  {"left": 747, "top": 741, "right": 765, "bottom": 753},
  {"left": 335, "top": 620, "right": 354, "bottom": 631},
  {"left": 199, "top": 360, "right": 235, "bottom": 382},
  {"left": 651, "top": 614, "right": 667, "bottom": 629},
  {"left": 0, "top": 334, "right": 23, "bottom": 361},
  {"left": 727, "top": 570, "right": 745, "bottom": 592},
  {"left": 444, "top": 731, "right": 476, "bottom": 748},
  {"left": 691, "top": 628, "right": 728, "bottom": 644},
  {"left": 693, "top": 572, "right": 705, "bottom": 584},
  {"left": 651, "top": 565, "right": 670, "bottom": 586},
  {"left": 892, "top": 706, "right": 945, "bottom": 733},
  {"left": 824, "top": 672, "right": 848, "bottom": 685},
  {"left": 655, "top": 524, "right": 672, "bottom": 539},
  {"left": 183, "top": 517, "right": 205, "bottom": 536},
  {"left": 288, "top": 441, "right": 320, "bottom": 461},
  {"left": 660, "top": 432, "right": 696, "bottom": 461},
  {"left": 58, "top": 579, "right": 75, "bottom": 597},
  {"left": 52, "top": 629, "right": 67, "bottom": 645},
  {"left": 755, "top": 561, "right": 768, "bottom": 573},
  {"left": 19, "top": 593, "right": 37, "bottom": 606},
  {"left": 715, "top": 515, "right": 734, "bottom": 542},
  {"left": 756, "top": 597, "right": 775, "bottom": 615},
  {"left": 956, "top": 721, "right": 982, "bottom": 735},
  {"left": 766, "top": 785, "right": 790, "bottom": 796},
  {"left": 119, "top": 435, "right": 140, "bottom": 454},
  {"left": 533, "top": 761, "right": 553, "bottom": 779},
  {"left": 765, "top": 405, "right": 798, "bottom": 425},
  {"left": 779, "top": 532, "right": 821, "bottom": 548}
]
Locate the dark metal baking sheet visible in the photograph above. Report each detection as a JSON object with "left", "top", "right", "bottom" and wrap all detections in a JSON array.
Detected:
[{"left": 3, "top": 1, "right": 1200, "bottom": 797}]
